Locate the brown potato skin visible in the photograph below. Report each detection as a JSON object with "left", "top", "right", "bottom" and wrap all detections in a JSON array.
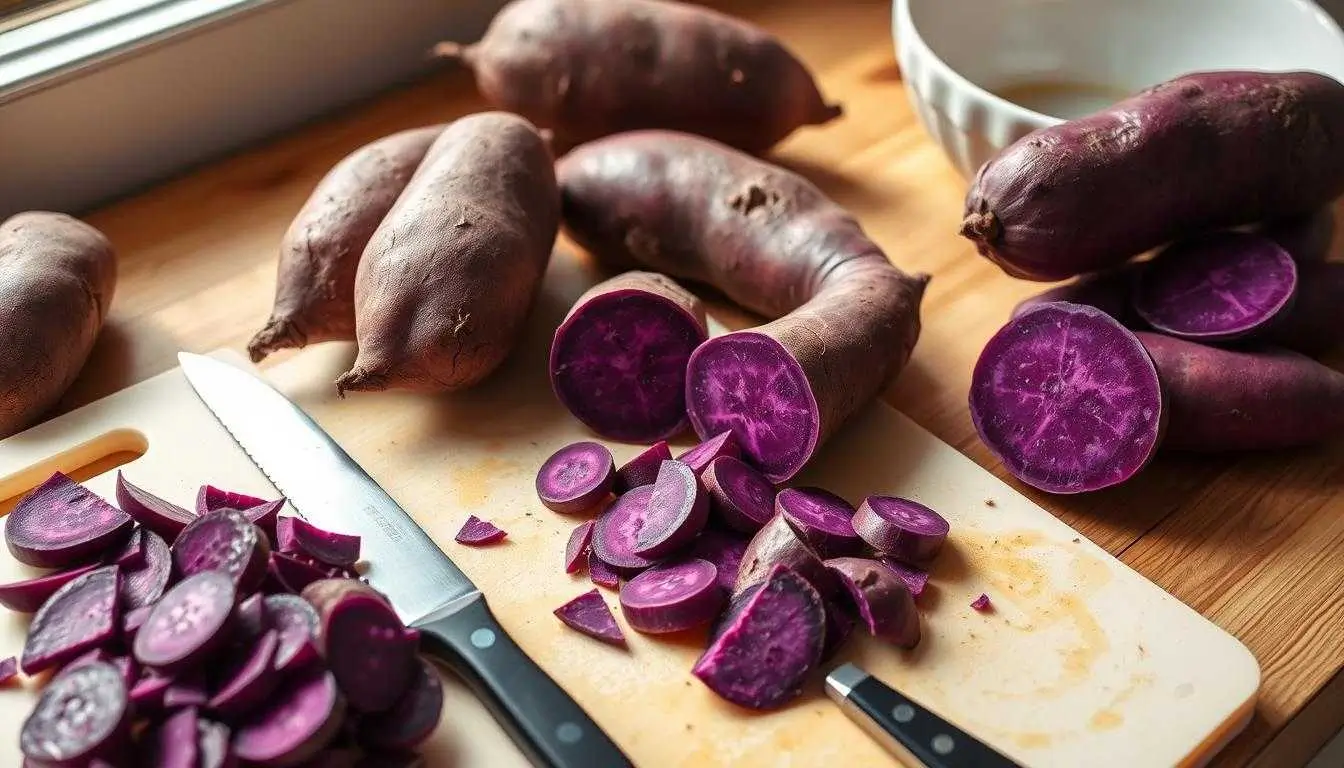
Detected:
[
  {"left": 437, "top": 0, "right": 841, "bottom": 155},
  {"left": 336, "top": 112, "right": 559, "bottom": 395},
  {"left": 0, "top": 212, "right": 116, "bottom": 438},
  {"left": 557, "top": 131, "right": 928, "bottom": 480},
  {"left": 962, "top": 71, "right": 1344, "bottom": 281},
  {"left": 248, "top": 126, "right": 443, "bottom": 362},
  {"left": 1138, "top": 332, "right": 1344, "bottom": 451}
]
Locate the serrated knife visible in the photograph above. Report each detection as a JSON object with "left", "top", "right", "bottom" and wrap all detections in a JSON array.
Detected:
[{"left": 178, "top": 352, "right": 632, "bottom": 768}]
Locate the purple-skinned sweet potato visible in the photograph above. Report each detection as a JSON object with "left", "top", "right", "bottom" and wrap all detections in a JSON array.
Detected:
[
  {"left": 116, "top": 472, "right": 195, "bottom": 542},
  {"left": 0, "top": 212, "right": 117, "bottom": 439},
  {"left": 852, "top": 496, "right": 949, "bottom": 565},
  {"left": 632, "top": 460, "right": 709, "bottom": 559},
  {"left": 335, "top": 112, "right": 559, "bottom": 395},
  {"left": 133, "top": 570, "right": 237, "bottom": 674},
  {"left": 20, "top": 660, "right": 129, "bottom": 766},
  {"left": 22, "top": 566, "right": 121, "bottom": 675},
  {"left": 231, "top": 667, "right": 345, "bottom": 766},
  {"left": 276, "top": 517, "right": 361, "bottom": 568},
  {"left": 1263, "top": 260, "right": 1344, "bottom": 356},
  {"left": 734, "top": 514, "right": 831, "bottom": 597},
  {"left": 824, "top": 557, "right": 920, "bottom": 649},
  {"left": 553, "top": 589, "right": 626, "bottom": 647},
  {"left": 692, "top": 565, "right": 825, "bottom": 710},
  {"left": 1263, "top": 207, "right": 1336, "bottom": 263},
  {"left": 701, "top": 456, "right": 776, "bottom": 534},
  {"left": 173, "top": 509, "right": 270, "bottom": 593},
  {"left": 6, "top": 472, "right": 133, "bottom": 568},
  {"left": 356, "top": 657, "right": 445, "bottom": 751},
  {"left": 301, "top": 579, "right": 417, "bottom": 713},
  {"left": 559, "top": 131, "right": 928, "bottom": 483},
  {"left": 536, "top": 442, "right": 615, "bottom": 514},
  {"left": 970, "top": 302, "right": 1165, "bottom": 494},
  {"left": 619, "top": 558, "right": 724, "bottom": 634},
  {"left": 1132, "top": 232, "right": 1298, "bottom": 342},
  {"left": 676, "top": 430, "right": 740, "bottom": 475},
  {"left": 434, "top": 0, "right": 841, "bottom": 156},
  {"left": 1010, "top": 266, "right": 1139, "bottom": 324},
  {"left": 550, "top": 271, "right": 708, "bottom": 442},
  {"left": 961, "top": 71, "right": 1344, "bottom": 280},
  {"left": 613, "top": 441, "right": 672, "bottom": 493},
  {"left": 249, "top": 126, "right": 444, "bottom": 361},
  {"left": 775, "top": 487, "right": 861, "bottom": 558},
  {"left": 0, "top": 562, "right": 100, "bottom": 613},
  {"left": 1138, "top": 331, "right": 1344, "bottom": 452}
]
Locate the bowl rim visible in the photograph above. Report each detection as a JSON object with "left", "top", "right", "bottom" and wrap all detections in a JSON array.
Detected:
[{"left": 893, "top": 0, "right": 1344, "bottom": 128}]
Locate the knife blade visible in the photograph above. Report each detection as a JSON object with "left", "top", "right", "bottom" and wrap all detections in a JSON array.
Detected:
[{"left": 178, "top": 352, "right": 632, "bottom": 768}]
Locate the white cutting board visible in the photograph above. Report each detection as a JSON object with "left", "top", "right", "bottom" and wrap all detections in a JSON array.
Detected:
[{"left": 0, "top": 255, "right": 1259, "bottom": 767}]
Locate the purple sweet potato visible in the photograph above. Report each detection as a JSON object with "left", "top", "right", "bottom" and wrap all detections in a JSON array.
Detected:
[
  {"left": 122, "top": 529, "right": 172, "bottom": 610},
  {"left": 197, "top": 719, "right": 234, "bottom": 768},
  {"left": 1138, "top": 331, "right": 1344, "bottom": 451},
  {"left": 0, "top": 212, "right": 116, "bottom": 439},
  {"left": 269, "top": 552, "right": 330, "bottom": 594},
  {"left": 619, "top": 558, "right": 725, "bottom": 634},
  {"left": 20, "top": 660, "right": 129, "bottom": 766},
  {"left": 197, "top": 486, "right": 267, "bottom": 516},
  {"left": 7, "top": 472, "right": 133, "bottom": 568},
  {"left": 357, "top": 657, "right": 445, "bottom": 751},
  {"left": 613, "top": 441, "right": 672, "bottom": 493},
  {"left": 852, "top": 496, "right": 949, "bottom": 565},
  {"left": 688, "top": 529, "right": 749, "bottom": 595},
  {"left": 1132, "top": 232, "right": 1298, "bottom": 341},
  {"left": 0, "top": 656, "right": 17, "bottom": 684},
  {"left": 550, "top": 272, "right": 708, "bottom": 442},
  {"left": 971, "top": 593, "right": 993, "bottom": 611},
  {"left": 249, "top": 126, "right": 444, "bottom": 361},
  {"left": 134, "top": 570, "right": 237, "bottom": 674},
  {"left": 1264, "top": 207, "right": 1336, "bottom": 263},
  {"left": 692, "top": 565, "right": 825, "bottom": 710},
  {"left": 243, "top": 499, "right": 286, "bottom": 535},
  {"left": 733, "top": 513, "right": 831, "bottom": 597},
  {"left": 775, "top": 487, "right": 861, "bottom": 558},
  {"left": 591, "top": 485, "right": 658, "bottom": 573},
  {"left": 961, "top": 71, "right": 1344, "bottom": 280},
  {"left": 454, "top": 515, "right": 507, "bottom": 546},
  {"left": 145, "top": 706, "right": 200, "bottom": 768},
  {"left": 536, "top": 441, "right": 616, "bottom": 514},
  {"left": 106, "top": 527, "right": 145, "bottom": 569},
  {"left": 559, "top": 131, "right": 928, "bottom": 483},
  {"left": 588, "top": 553, "right": 621, "bottom": 590},
  {"left": 335, "top": 112, "right": 559, "bottom": 395},
  {"left": 116, "top": 472, "right": 195, "bottom": 542},
  {"left": 173, "top": 509, "right": 271, "bottom": 593},
  {"left": 264, "top": 594, "right": 321, "bottom": 673},
  {"left": 0, "top": 561, "right": 99, "bottom": 613},
  {"left": 1263, "top": 261, "right": 1344, "bottom": 356},
  {"left": 820, "top": 598, "right": 855, "bottom": 663},
  {"left": 276, "top": 517, "right": 361, "bottom": 568},
  {"left": 234, "top": 593, "right": 270, "bottom": 644},
  {"left": 232, "top": 667, "right": 346, "bottom": 766},
  {"left": 130, "top": 673, "right": 173, "bottom": 711},
  {"left": 1010, "top": 266, "right": 1139, "bottom": 324},
  {"left": 970, "top": 302, "right": 1165, "bottom": 493},
  {"left": 878, "top": 558, "right": 929, "bottom": 599},
  {"left": 301, "top": 579, "right": 417, "bottom": 713},
  {"left": 22, "top": 565, "right": 121, "bottom": 674},
  {"left": 209, "top": 629, "right": 281, "bottom": 719},
  {"left": 554, "top": 588, "right": 627, "bottom": 647},
  {"left": 633, "top": 460, "right": 709, "bottom": 559},
  {"left": 123, "top": 605, "right": 152, "bottom": 642},
  {"left": 824, "top": 557, "right": 920, "bottom": 649},
  {"left": 675, "top": 431, "right": 740, "bottom": 475},
  {"left": 565, "top": 521, "right": 595, "bottom": 574},
  {"left": 435, "top": 0, "right": 841, "bottom": 155},
  {"left": 701, "top": 456, "right": 776, "bottom": 534}
]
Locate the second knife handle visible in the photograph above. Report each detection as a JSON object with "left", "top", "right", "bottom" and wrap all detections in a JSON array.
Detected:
[{"left": 416, "top": 595, "right": 633, "bottom": 768}]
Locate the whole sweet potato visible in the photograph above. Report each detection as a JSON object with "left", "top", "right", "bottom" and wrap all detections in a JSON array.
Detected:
[
  {"left": 1138, "top": 332, "right": 1344, "bottom": 452},
  {"left": 558, "top": 131, "right": 928, "bottom": 482},
  {"left": 0, "top": 213, "right": 117, "bottom": 438},
  {"left": 335, "top": 112, "right": 559, "bottom": 394},
  {"left": 435, "top": 0, "right": 841, "bottom": 155},
  {"left": 962, "top": 71, "right": 1344, "bottom": 280},
  {"left": 248, "top": 126, "right": 443, "bottom": 362}
]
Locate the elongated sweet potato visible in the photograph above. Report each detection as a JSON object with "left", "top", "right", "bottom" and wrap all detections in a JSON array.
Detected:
[
  {"left": 558, "top": 131, "right": 928, "bottom": 482},
  {"left": 336, "top": 112, "right": 559, "bottom": 394},
  {"left": 248, "top": 126, "right": 443, "bottom": 362},
  {"left": 1265, "top": 261, "right": 1344, "bottom": 356},
  {"left": 1138, "top": 332, "right": 1344, "bottom": 452},
  {"left": 434, "top": 0, "right": 840, "bottom": 155},
  {"left": 962, "top": 71, "right": 1344, "bottom": 280},
  {"left": 0, "top": 212, "right": 116, "bottom": 438}
]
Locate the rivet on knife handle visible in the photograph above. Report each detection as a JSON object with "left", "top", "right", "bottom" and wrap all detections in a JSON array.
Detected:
[
  {"left": 826, "top": 663, "right": 1022, "bottom": 768},
  {"left": 416, "top": 593, "right": 634, "bottom": 768}
]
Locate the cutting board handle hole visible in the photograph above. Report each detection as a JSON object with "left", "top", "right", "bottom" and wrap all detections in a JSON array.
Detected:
[{"left": 0, "top": 428, "right": 148, "bottom": 512}]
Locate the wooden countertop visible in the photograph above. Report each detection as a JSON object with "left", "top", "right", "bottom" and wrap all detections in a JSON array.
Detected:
[{"left": 46, "top": 0, "right": 1341, "bottom": 764}]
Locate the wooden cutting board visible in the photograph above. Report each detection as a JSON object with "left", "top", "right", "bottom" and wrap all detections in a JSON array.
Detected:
[{"left": 0, "top": 255, "right": 1260, "bottom": 767}]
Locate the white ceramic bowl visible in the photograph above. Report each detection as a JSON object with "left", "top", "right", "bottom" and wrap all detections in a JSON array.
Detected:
[{"left": 894, "top": 0, "right": 1344, "bottom": 178}]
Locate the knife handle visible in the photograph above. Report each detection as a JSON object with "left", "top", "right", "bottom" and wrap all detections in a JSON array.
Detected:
[
  {"left": 416, "top": 594, "right": 633, "bottom": 768},
  {"left": 827, "top": 663, "right": 1021, "bottom": 768}
]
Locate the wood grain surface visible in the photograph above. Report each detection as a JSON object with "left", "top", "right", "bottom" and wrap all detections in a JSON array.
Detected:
[{"left": 27, "top": 0, "right": 1341, "bottom": 764}]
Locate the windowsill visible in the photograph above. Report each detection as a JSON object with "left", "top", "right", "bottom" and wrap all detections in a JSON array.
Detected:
[{"left": 0, "top": 0, "right": 501, "bottom": 218}]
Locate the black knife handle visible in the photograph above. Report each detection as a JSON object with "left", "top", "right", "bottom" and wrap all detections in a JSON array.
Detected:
[
  {"left": 415, "top": 594, "right": 633, "bottom": 768},
  {"left": 833, "top": 665, "right": 1021, "bottom": 768}
]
